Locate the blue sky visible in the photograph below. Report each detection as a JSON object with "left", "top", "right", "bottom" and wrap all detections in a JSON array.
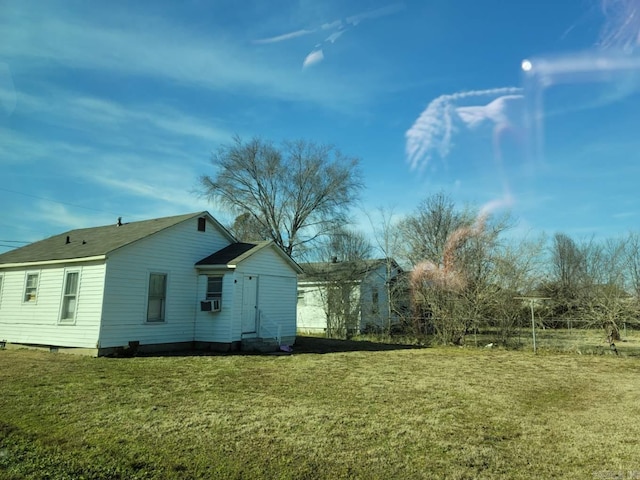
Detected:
[{"left": 1, "top": 0, "right": 639, "bottom": 253}]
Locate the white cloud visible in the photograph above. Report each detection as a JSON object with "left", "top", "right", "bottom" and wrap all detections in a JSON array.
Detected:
[
  {"left": 479, "top": 193, "right": 514, "bottom": 217},
  {"left": 10, "top": 87, "right": 231, "bottom": 147},
  {"left": 257, "top": 3, "right": 404, "bottom": 68},
  {"left": 30, "top": 202, "right": 115, "bottom": 231},
  {"left": 254, "top": 29, "right": 315, "bottom": 44},
  {"left": 346, "top": 3, "right": 405, "bottom": 25},
  {"left": 456, "top": 95, "right": 523, "bottom": 129},
  {"left": 326, "top": 31, "right": 344, "bottom": 43},
  {"left": 1, "top": 88, "right": 222, "bottom": 237},
  {"left": 0, "top": 5, "right": 366, "bottom": 110},
  {"left": 0, "top": 63, "right": 16, "bottom": 117},
  {"left": 0, "top": 128, "right": 97, "bottom": 166},
  {"left": 405, "top": 87, "right": 523, "bottom": 171},
  {"left": 612, "top": 211, "right": 638, "bottom": 219},
  {"left": 1, "top": 136, "right": 214, "bottom": 236},
  {"left": 74, "top": 149, "right": 212, "bottom": 212},
  {"left": 321, "top": 20, "right": 343, "bottom": 30},
  {"left": 95, "top": 175, "right": 207, "bottom": 211},
  {"left": 303, "top": 50, "right": 325, "bottom": 68}
]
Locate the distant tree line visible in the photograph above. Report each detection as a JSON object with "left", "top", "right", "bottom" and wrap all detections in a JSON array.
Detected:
[{"left": 199, "top": 136, "right": 640, "bottom": 344}]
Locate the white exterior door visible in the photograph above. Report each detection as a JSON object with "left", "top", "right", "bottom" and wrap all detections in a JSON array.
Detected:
[{"left": 241, "top": 275, "right": 258, "bottom": 334}]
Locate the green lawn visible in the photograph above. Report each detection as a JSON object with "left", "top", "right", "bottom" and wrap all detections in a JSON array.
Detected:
[{"left": 1, "top": 339, "right": 639, "bottom": 479}]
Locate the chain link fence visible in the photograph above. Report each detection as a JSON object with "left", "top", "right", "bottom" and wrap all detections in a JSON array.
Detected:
[{"left": 465, "top": 319, "right": 640, "bottom": 355}]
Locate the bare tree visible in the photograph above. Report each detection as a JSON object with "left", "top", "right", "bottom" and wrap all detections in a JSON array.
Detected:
[
  {"left": 367, "top": 206, "right": 410, "bottom": 333},
  {"left": 543, "top": 233, "right": 588, "bottom": 318},
  {"left": 306, "top": 228, "right": 372, "bottom": 339},
  {"left": 200, "top": 136, "right": 363, "bottom": 258},
  {"left": 402, "top": 194, "right": 476, "bottom": 343},
  {"left": 620, "top": 232, "right": 640, "bottom": 336},
  {"left": 624, "top": 232, "right": 640, "bottom": 299},
  {"left": 580, "top": 238, "right": 633, "bottom": 344},
  {"left": 228, "top": 212, "right": 270, "bottom": 242},
  {"left": 553, "top": 233, "right": 586, "bottom": 289},
  {"left": 484, "top": 236, "right": 545, "bottom": 346},
  {"left": 543, "top": 234, "right": 637, "bottom": 346},
  {"left": 317, "top": 227, "right": 372, "bottom": 263},
  {"left": 446, "top": 213, "right": 514, "bottom": 345},
  {"left": 402, "top": 193, "right": 511, "bottom": 344},
  {"left": 403, "top": 193, "right": 516, "bottom": 344},
  {"left": 398, "top": 192, "right": 474, "bottom": 267}
]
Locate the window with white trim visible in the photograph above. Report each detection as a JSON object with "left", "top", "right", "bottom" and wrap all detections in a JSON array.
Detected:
[
  {"left": 297, "top": 289, "right": 305, "bottom": 306},
  {"left": 60, "top": 271, "right": 80, "bottom": 322},
  {"left": 371, "top": 288, "right": 379, "bottom": 314},
  {"left": 24, "top": 273, "right": 39, "bottom": 302},
  {"left": 206, "top": 276, "right": 223, "bottom": 310},
  {"left": 147, "top": 273, "right": 167, "bottom": 322}
]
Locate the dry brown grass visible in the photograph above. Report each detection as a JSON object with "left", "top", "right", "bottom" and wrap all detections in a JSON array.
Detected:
[{"left": 1, "top": 341, "right": 639, "bottom": 479}]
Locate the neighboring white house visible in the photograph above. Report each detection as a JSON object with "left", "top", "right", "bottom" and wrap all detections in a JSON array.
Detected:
[
  {"left": 296, "top": 259, "right": 405, "bottom": 335},
  {"left": 0, "top": 212, "right": 302, "bottom": 355}
]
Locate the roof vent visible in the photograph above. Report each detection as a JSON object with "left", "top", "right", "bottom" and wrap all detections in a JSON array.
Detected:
[
  {"left": 117, "top": 217, "right": 123, "bottom": 227},
  {"left": 66, "top": 236, "right": 71, "bottom": 244}
]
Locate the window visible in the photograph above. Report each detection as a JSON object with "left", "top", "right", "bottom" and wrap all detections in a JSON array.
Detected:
[
  {"left": 147, "top": 273, "right": 167, "bottom": 322},
  {"left": 371, "top": 289, "right": 379, "bottom": 314},
  {"left": 197, "top": 217, "right": 206, "bottom": 232},
  {"left": 60, "top": 271, "right": 79, "bottom": 322},
  {"left": 297, "top": 290, "right": 305, "bottom": 306},
  {"left": 24, "top": 273, "right": 39, "bottom": 302},
  {"left": 206, "top": 276, "right": 223, "bottom": 311}
]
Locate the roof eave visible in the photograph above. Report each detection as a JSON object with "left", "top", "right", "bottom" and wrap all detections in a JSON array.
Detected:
[
  {"left": 195, "top": 264, "right": 235, "bottom": 271},
  {"left": 225, "top": 241, "right": 303, "bottom": 274},
  {"left": 0, "top": 255, "right": 107, "bottom": 269},
  {"left": 201, "top": 211, "right": 237, "bottom": 244},
  {"left": 107, "top": 211, "right": 231, "bottom": 257}
]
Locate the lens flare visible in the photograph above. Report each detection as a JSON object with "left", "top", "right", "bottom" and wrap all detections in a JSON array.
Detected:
[{"left": 410, "top": 213, "right": 488, "bottom": 295}]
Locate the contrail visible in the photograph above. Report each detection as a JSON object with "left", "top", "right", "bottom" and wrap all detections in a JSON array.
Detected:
[{"left": 405, "top": 87, "right": 522, "bottom": 171}]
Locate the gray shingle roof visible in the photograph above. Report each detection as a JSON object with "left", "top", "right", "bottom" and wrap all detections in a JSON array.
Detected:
[
  {"left": 195, "top": 242, "right": 261, "bottom": 266},
  {"left": 0, "top": 212, "right": 207, "bottom": 265},
  {"left": 298, "top": 259, "right": 399, "bottom": 282},
  {"left": 196, "top": 240, "right": 303, "bottom": 273}
]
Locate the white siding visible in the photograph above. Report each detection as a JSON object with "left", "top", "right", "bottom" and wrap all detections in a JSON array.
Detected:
[
  {"left": 99, "top": 217, "right": 230, "bottom": 348},
  {"left": 257, "top": 275, "right": 297, "bottom": 341},
  {"left": 296, "top": 283, "right": 328, "bottom": 334},
  {"left": 236, "top": 246, "right": 297, "bottom": 277},
  {"left": 0, "top": 262, "right": 105, "bottom": 348},
  {"left": 229, "top": 271, "right": 244, "bottom": 341},
  {"left": 193, "top": 273, "right": 233, "bottom": 343},
  {"left": 360, "top": 265, "right": 389, "bottom": 330},
  {"left": 233, "top": 247, "right": 298, "bottom": 343},
  {"left": 297, "top": 264, "right": 400, "bottom": 334}
]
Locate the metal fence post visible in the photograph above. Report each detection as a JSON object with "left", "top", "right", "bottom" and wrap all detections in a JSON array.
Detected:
[{"left": 530, "top": 300, "right": 536, "bottom": 354}]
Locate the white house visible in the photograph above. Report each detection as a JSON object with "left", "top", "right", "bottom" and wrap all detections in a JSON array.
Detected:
[
  {"left": 296, "top": 259, "right": 405, "bottom": 335},
  {"left": 0, "top": 212, "right": 302, "bottom": 355}
]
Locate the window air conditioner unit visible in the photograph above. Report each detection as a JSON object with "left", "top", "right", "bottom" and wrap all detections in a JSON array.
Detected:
[
  {"left": 211, "top": 298, "right": 221, "bottom": 312},
  {"left": 200, "top": 298, "right": 221, "bottom": 313}
]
